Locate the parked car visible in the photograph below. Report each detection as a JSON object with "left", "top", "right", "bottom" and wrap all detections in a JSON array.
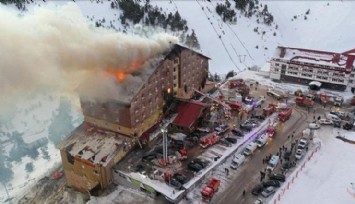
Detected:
[
  {"left": 173, "top": 173, "right": 188, "bottom": 184},
  {"left": 253, "top": 198, "right": 264, "bottom": 204},
  {"left": 230, "top": 154, "right": 246, "bottom": 169},
  {"left": 343, "top": 122, "right": 354, "bottom": 130},
  {"left": 295, "top": 149, "right": 304, "bottom": 160},
  {"left": 251, "top": 114, "right": 266, "bottom": 121},
  {"left": 240, "top": 120, "right": 258, "bottom": 131},
  {"left": 297, "top": 139, "right": 308, "bottom": 149},
  {"left": 193, "top": 158, "right": 210, "bottom": 168},
  {"left": 269, "top": 173, "right": 286, "bottom": 182},
  {"left": 168, "top": 178, "right": 182, "bottom": 190},
  {"left": 263, "top": 180, "right": 280, "bottom": 188},
  {"left": 319, "top": 118, "right": 333, "bottom": 125},
  {"left": 251, "top": 184, "right": 264, "bottom": 196},
  {"left": 232, "top": 128, "right": 244, "bottom": 137},
  {"left": 225, "top": 137, "right": 238, "bottom": 144},
  {"left": 261, "top": 186, "right": 276, "bottom": 198},
  {"left": 220, "top": 139, "right": 233, "bottom": 147},
  {"left": 187, "top": 162, "right": 203, "bottom": 172},
  {"left": 309, "top": 122, "right": 321, "bottom": 129},
  {"left": 142, "top": 153, "right": 157, "bottom": 162}
]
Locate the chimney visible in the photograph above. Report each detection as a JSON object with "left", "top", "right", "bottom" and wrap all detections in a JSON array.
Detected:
[
  {"left": 280, "top": 47, "right": 286, "bottom": 58},
  {"left": 346, "top": 54, "right": 355, "bottom": 69}
]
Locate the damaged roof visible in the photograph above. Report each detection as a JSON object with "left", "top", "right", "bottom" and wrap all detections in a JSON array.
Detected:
[{"left": 58, "top": 122, "right": 133, "bottom": 167}]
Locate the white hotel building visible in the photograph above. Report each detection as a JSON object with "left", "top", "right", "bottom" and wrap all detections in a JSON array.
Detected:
[{"left": 269, "top": 46, "right": 355, "bottom": 91}]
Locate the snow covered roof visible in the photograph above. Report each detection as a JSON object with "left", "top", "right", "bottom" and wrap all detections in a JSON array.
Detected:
[
  {"left": 309, "top": 81, "right": 322, "bottom": 87},
  {"left": 58, "top": 122, "right": 133, "bottom": 167},
  {"left": 273, "top": 46, "right": 355, "bottom": 69}
]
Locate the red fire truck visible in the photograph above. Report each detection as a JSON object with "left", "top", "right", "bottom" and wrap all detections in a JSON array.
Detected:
[
  {"left": 279, "top": 107, "right": 292, "bottom": 122},
  {"left": 200, "top": 134, "right": 220, "bottom": 149},
  {"left": 263, "top": 104, "right": 276, "bottom": 116},
  {"left": 201, "top": 178, "right": 221, "bottom": 202}
]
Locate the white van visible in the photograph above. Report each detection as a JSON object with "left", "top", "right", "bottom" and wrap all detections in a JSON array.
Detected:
[
  {"left": 326, "top": 113, "right": 341, "bottom": 122},
  {"left": 230, "top": 154, "right": 246, "bottom": 169},
  {"left": 243, "top": 142, "right": 258, "bottom": 156},
  {"left": 267, "top": 155, "right": 280, "bottom": 171},
  {"left": 255, "top": 134, "right": 268, "bottom": 148}
]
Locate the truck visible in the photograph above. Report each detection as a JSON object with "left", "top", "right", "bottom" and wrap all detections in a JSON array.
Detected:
[
  {"left": 267, "top": 155, "right": 280, "bottom": 172},
  {"left": 255, "top": 134, "right": 268, "bottom": 147},
  {"left": 201, "top": 178, "right": 221, "bottom": 202},
  {"left": 295, "top": 97, "right": 314, "bottom": 107},
  {"left": 319, "top": 93, "right": 329, "bottom": 105},
  {"left": 267, "top": 88, "right": 288, "bottom": 100},
  {"left": 230, "top": 154, "right": 246, "bottom": 169},
  {"left": 278, "top": 107, "right": 292, "bottom": 122},
  {"left": 200, "top": 134, "right": 220, "bottom": 148},
  {"left": 243, "top": 142, "right": 258, "bottom": 156},
  {"left": 226, "top": 101, "right": 242, "bottom": 111},
  {"left": 263, "top": 104, "right": 276, "bottom": 116},
  {"left": 229, "top": 79, "right": 245, "bottom": 89},
  {"left": 334, "top": 95, "right": 344, "bottom": 107}
]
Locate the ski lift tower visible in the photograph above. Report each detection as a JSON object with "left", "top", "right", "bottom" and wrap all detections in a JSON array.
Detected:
[{"left": 160, "top": 126, "right": 169, "bottom": 166}]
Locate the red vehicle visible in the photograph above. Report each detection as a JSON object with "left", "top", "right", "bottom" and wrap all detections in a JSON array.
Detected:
[
  {"left": 229, "top": 79, "right": 245, "bottom": 89},
  {"left": 200, "top": 134, "right": 220, "bottom": 148},
  {"left": 295, "top": 97, "right": 314, "bottom": 107},
  {"left": 177, "top": 148, "right": 187, "bottom": 160},
  {"left": 201, "top": 178, "right": 221, "bottom": 202},
  {"left": 279, "top": 107, "right": 292, "bottom": 122},
  {"left": 266, "top": 126, "right": 276, "bottom": 137},
  {"left": 263, "top": 104, "right": 276, "bottom": 116},
  {"left": 226, "top": 101, "right": 242, "bottom": 111},
  {"left": 320, "top": 93, "right": 329, "bottom": 105}
]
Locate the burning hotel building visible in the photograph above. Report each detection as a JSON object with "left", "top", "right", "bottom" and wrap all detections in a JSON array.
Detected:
[{"left": 58, "top": 44, "right": 210, "bottom": 193}]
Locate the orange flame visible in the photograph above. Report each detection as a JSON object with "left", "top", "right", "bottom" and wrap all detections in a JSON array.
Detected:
[
  {"left": 104, "top": 58, "right": 151, "bottom": 82},
  {"left": 105, "top": 70, "right": 126, "bottom": 82}
]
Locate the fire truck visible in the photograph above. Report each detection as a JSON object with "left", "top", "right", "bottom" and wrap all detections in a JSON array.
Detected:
[
  {"left": 226, "top": 101, "right": 242, "bottom": 111},
  {"left": 279, "top": 107, "right": 292, "bottom": 122},
  {"left": 228, "top": 79, "right": 245, "bottom": 89},
  {"left": 319, "top": 93, "right": 329, "bottom": 105},
  {"left": 200, "top": 134, "right": 220, "bottom": 148},
  {"left": 201, "top": 178, "right": 221, "bottom": 202},
  {"left": 263, "top": 104, "right": 276, "bottom": 116},
  {"left": 295, "top": 97, "right": 314, "bottom": 107}
]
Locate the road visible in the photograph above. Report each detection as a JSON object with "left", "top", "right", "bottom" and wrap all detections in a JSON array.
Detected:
[{"left": 213, "top": 107, "right": 310, "bottom": 204}]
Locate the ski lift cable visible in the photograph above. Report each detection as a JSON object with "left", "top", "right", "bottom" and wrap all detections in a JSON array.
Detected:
[
  {"left": 205, "top": 0, "right": 255, "bottom": 62},
  {"left": 194, "top": 0, "right": 241, "bottom": 72}
]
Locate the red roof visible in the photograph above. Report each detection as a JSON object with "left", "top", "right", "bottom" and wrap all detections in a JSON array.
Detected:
[{"left": 172, "top": 101, "right": 206, "bottom": 129}]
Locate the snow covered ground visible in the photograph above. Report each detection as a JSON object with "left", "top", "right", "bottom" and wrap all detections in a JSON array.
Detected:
[
  {"left": 1, "top": 0, "right": 355, "bottom": 203},
  {"left": 277, "top": 127, "right": 355, "bottom": 204}
]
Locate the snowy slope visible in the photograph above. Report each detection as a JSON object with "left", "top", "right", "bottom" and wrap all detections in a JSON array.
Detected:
[
  {"left": 279, "top": 128, "right": 355, "bottom": 204},
  {"left": 68, "top": 0, "right": 355, "bottom": 74}
]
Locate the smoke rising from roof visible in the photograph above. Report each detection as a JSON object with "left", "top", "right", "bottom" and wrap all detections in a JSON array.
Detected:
[{"left": 0, "top": 3, "right": 178, "bottom": 114}]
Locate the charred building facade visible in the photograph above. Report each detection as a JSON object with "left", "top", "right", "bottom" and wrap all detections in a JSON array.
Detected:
[
  {"left": 80, "top": 44, "right": 209, "bottom": 138},
  {"left": 59, "top": 44, "right": 209, "bottom": 193}
]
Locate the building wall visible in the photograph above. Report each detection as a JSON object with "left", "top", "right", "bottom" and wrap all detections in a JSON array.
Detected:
[
  {"left": 60, "top": 150, "right": 103, "bottom": 193},
  {"left": 60, "top": 146, "right": 129, "bottom": 193},
  {"left": 81, "top": 100, "right": 131, "bottom": 128},
  {"left": 270, "top": 58, "right": 350, "bottom": 91},
  {"left": 177, "top": 49, "right": 209, "bottom": 99},
  {"left": 80, "top": 46, "right": 209, "bottom": 136}
]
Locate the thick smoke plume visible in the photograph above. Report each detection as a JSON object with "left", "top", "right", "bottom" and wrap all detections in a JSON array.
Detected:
[{"left": 0, "top": 3, "right": 178, "bottom": 115}]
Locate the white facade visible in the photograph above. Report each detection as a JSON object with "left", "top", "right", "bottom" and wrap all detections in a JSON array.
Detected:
[{"left": 269, "top": 47, "right": 355, "bottom": 90}]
